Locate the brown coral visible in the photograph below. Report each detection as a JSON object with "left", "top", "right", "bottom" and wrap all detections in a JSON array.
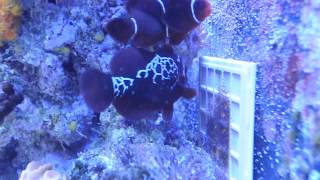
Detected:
[{"left": 0, "top": 0, "right": 21, "bottom": 45}]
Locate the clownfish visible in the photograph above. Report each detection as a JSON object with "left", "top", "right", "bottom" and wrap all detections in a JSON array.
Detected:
[
  {"left": 79, "top": 46, "right": 196, "bottom": 121},
  {"left": 105, "top": 9, "right": 166, "bottom": 48},
  {"left": 125, "top": 0, "right": 167, "bottom": 21},
  {"left": 164, "top": 0, "right": 212, "bottom": 33},
  {"left": 125, "top": 0, "right": 212, "bottom": 45}
]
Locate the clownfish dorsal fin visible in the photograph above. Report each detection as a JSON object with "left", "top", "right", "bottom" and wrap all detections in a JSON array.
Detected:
[{"left": 191, "top": 0, "right": 201, "bottom": 24}]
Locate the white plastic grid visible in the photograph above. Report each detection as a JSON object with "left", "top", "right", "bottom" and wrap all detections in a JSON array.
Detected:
[{"left": 199, "top": 56, "right": 257, "bottom": 180}]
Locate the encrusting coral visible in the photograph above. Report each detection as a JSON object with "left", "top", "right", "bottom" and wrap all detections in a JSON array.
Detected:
[
  {"left": 19, "top": 161, "right": 65, "bottom": 180},
  {"left": 0, "top": 0, "right": 22, "bottom": 46}
]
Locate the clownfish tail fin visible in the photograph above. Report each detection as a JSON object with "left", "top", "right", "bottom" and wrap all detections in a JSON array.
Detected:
[{"left": 181, "top": 87, "right": 197, "bottom": 99}]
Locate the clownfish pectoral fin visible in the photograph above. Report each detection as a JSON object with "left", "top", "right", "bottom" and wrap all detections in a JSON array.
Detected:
[
  {"left": 168, "top": 30, "right": 188, "bottom": 45},
  {"left": 181, "top": 87, "right": 197, "bottom": 99},
  {"left": 79, "top": 69, "right": 114, "bottom": 113},
  {"left": 162, "top": 103, "right": 174, "bottom": 122}
]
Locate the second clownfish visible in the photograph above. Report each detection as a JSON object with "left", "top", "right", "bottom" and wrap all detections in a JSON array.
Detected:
[{"left": 106, "top": 0, "right": 212, "bottom": 46}]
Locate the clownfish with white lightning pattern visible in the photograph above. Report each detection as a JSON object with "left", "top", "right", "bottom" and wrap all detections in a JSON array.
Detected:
[{"left": 79, "top": 46, "right": 196, "bottom": 121}]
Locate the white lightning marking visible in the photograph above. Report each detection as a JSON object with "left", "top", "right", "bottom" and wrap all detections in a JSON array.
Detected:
[
  {"left": 136, "top": 55, "right": 178, "bottom": 85},
  {"left": 112, "top": 77, "right": 134, "bottom": 97},
  {"left": 112, "top": 55, "right": 179, "bottom": 97}
]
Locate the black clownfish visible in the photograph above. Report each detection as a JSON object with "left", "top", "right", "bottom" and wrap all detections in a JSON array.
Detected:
[
  {"left": 79, "top": 46, "right": 196, "bottom": 121},
  {"left": 105, "top": 9, "right": 166, "bottom": 48}
]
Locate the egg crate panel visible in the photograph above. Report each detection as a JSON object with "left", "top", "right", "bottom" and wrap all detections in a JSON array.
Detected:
[{"left": 199, "top": 56, "right": 257, "bottom": 180}]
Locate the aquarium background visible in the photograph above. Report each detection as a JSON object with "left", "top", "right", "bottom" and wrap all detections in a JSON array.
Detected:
[{"left": 0, "top": 0, "right": 320, "bottom": 179}]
